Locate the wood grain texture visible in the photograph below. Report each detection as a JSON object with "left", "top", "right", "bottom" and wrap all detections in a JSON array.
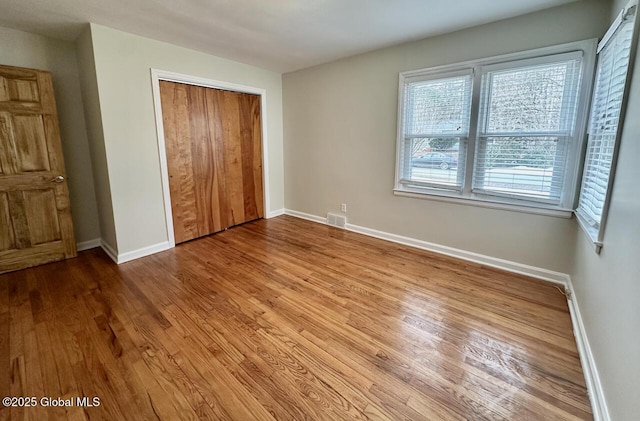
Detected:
[
  {"left": 0, "top": 75, "right": 39, "bottom": 103},
  {"left": 0, "top": 193, "right": 15, "bottom": 252},
  {"left": 160, "top": 81, "right": 264, "bottom": 244},
  {"left": 0, "top": 64, "right": 76, "bottom": 274},
  {"left": 12, "top": 115, "right": 50, "bottom": 172},
  {"left": 0, "top": 216, "right": 592, "bottom": 420},
  {"left": 203, "top": 87, "right": 227, "bottom": 233},
  {"left": 23, "top": 189, "right": 61, "bottom": 245},
  {"left": 161, "top": 82, "right": 200, "bottom": 242},
  {"left": 240, "top": 92, "right": 263, "bottom": 222},
  {"left": 221, "top": 90, "right": 245, "bottom": 226},
  {"left": 188, "top": 83, "right": 219, "bottom": 237}
]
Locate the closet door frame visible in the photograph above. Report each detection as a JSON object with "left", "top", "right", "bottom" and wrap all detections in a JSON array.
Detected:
[{"left": 150, "top": 68, "right": 270, "bottom": 248}]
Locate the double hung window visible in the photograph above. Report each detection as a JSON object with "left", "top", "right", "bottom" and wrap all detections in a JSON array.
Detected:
[
  {"left": 396, "top": 40, "right": 596, "bottom": 213},
  {"left": 474, "top": 55, "right": 582, "bottom": 204}
]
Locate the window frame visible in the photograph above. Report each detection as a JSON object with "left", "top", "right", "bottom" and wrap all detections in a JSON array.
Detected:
[
  {"left": 398, "top": 68, "right": 473, "bottom": 192},
  {"left": 576, "top": 0, "right": 639, "bottom": 253},
  {"left": 394, "top": 39, "right": 598, "bottom": 217}
]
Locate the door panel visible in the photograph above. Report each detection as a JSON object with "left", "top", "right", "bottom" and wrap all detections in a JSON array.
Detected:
[
  {"left": 241, "top": 93, "right": 264, "bottom": 222},
  {"left": 221, "top": 91, "right": 245, "bottom": 227},
  {"left": 13, "top": 115, "right": 50, "bottom": 172},
  {"left": 23, "top": 189, "right": 62, "bottom": 245},
  {"left": 0, "top": 192, "right": 15, "bottom": 252},
  {"left": 0, "top": 75, "right": 39, "bottom": 102},
  {"left": 188, "top": 83, "right": 220, "bottom": 237},
  {"left": 160, "top": 81, "right": 264, "bottom": 244},
  {"left": 202, "top": 87, "right": 230, "bottom": 233},
  {"left": 161, "top": 82, "right": 200, "bottom": 243},
  {"left": 0, "top": 64, "right": 76, "bottom": 273},
  {"left": 0, "top": 112, "right": 18, "bottom": 174},
  {"left": 6, "top": 190, "right": 31, "bottom": 249}
]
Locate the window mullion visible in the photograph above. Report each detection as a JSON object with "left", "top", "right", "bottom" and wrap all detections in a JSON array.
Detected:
[
  {"left": 553, "top": 61, "right": 577, "bottom": 207},
  {"left": 401, "top": 138, "right": 412, "bottom": 180},
  {"left": 463, "top": 67, "right": 483, "bottom": 195}
]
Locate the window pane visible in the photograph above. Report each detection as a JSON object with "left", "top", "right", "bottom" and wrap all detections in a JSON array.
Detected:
[
  {"left": 403, "top": 138, "right": 464, "bottom": 188},
  {"left": 404, "top": 75, "right": 472, "bottom": 137},
  {"left": 482, "top": 60, "right": 581, "bottom": 134},
  {"left": 473, "top": 136, "right": 566, "bottom": 201}
]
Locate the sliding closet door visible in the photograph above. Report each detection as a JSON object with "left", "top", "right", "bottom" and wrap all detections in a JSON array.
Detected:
[{"left": 159, "top": 81, "right": 264, "bottom": 244}]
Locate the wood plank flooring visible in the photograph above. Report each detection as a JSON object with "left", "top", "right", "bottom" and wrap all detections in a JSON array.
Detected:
[{"left": 0, "top": 215, "right": 591, "bottom": 420}]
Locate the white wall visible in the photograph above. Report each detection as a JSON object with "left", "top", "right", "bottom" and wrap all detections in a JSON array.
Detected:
[
  {"left": 569, "top": 1, "right": 640, "bottom": 419},
  {"left": 75, "top": 27, "right": 118, "bottom": 250},
  {"left": 86, "top": 23, "right": 284, "bottom": 255},
  {"left": 283, "top": 0, "right": 611, "bottom": 273},
  {"left": 0, "top": 26, "right": 101, "bottom": 244}
]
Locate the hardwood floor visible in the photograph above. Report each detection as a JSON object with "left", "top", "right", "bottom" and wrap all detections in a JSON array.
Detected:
[{"left": 0, "top": 215, "right": 591, "bottom": 420}]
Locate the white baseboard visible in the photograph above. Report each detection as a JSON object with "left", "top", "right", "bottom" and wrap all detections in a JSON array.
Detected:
[
  {"left": 99, "top": 239, "right": 170, "bottom": 264},
  {"left": 116, "top": 241, "right": 172, "bottom": 264},
  {"left": 346, "top": 222, "right": 570, "bottom": 285},
  {"left": 100, "top": 240, "right": 118, "bottom": 264},
  {"left": 283, "top": 209, "right": 568, "bottom": 285},
  {"left": 284, "top": 209, "right": 328, "bottom": 224},
  {"left": 267, "top": 208, "right": 285, "bottom": 218},
  {"left": 77, "top": 238, "right": 101, "bottom": 251},
  {"left": 282, "top": 208, "right": 607, "bottom": 420},
  {"left": 566, "top": 278, "right": 610, "bottom": 421}
]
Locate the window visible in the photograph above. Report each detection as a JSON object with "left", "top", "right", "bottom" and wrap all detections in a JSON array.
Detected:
[
  {"left": 396, "top": 41, "right": 596, "bottom": 214},
  {"left": 576, "top": 2, "right": 638, "bottom": 249},
  {"left": 399, "top": 71, "right": 472, "bottom": 191},
  {"left": 474, "top": 55, "right": 582, "bottom": 204}
]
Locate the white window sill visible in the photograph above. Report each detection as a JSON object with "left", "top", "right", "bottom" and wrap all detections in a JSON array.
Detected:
[
  {"left": 575, "top": 211, "right": 603, "bottom": 254},
  {"left": 393, "top": 188, "right": 573, "bottom": 218}
]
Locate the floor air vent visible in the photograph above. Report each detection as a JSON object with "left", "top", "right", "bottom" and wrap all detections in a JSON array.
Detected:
[{"left": 327, "top": 213, "right": 347, "bottom": 228}]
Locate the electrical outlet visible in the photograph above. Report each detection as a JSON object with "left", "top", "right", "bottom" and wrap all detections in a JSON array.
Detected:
[{"left": 341, "top": 203, "right": 347, "bottom": 213}]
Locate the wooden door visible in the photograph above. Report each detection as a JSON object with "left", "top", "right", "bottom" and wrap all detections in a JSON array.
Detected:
[
  {"left": 160, "top": 81, "right": 264, "bottom": 244},
  {"left": 0, "top": 65, "right": 77, "bottom": 273}
]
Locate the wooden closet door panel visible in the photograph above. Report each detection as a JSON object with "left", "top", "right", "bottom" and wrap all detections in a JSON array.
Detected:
[
  {"left": 203, "top": 88, "right": 227, "bottom": 233},
  {"left": 220, "top": 91, "right": 245, "bottom": 227},
  {"left": 241, "top": 94, "right": 264, "bottom": 221},
  {"left": 161, "top": 81, "right": 264, "bottom": 244},
  {"left": 160, "top": 81, "right": 198, "bottom": 243},
  {"left": 185, "top": 84, "right": 216, "bottom": 237}
]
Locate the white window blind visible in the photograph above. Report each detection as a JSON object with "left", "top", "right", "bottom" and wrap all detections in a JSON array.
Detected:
[
  {"left": 473, "top": 55, "right": 583, "bottom": 204},
  {"left": 577, "top": 4, "right": 637, "bottom": 240},
  {"left": 395, "top": 40, "right": 595, "bottom": 214},
  {"left": 399, "top": 71, "right": 473, "bottom": 191}
]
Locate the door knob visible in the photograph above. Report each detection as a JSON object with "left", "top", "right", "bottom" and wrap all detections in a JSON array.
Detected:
[{"left": 51, "top": 175, "right": 65, "bottom": 183}]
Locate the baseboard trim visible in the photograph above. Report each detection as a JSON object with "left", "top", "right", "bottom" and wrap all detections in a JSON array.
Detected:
[
  {"left": 282, "top": 208, "right": 607, "bottom": 420},
  {"left": 283, "top": 209, "right": 568, "bottom": 285},
  {"left": 77, "top": 238, "right": 101, "bottom": 251},
  {"left": 347, "top": 222, "right": 569, "bottom": 285},
  {"left": 566, "top": 278, "right": 610, "bottom": 421},
  {"left": 267, "top": 208, "right": 285, "bottom": 218},
  {"left": 284, "top": 209, "right": 327, "bottom": 224},
  {"left": 116, "top": 241, "right": 172, "bottom": 264},
  {"left": 100, "top": 240, "right": 118, "bottom": 264},
  {"left": 98, "top": 239, "right": 171, "bottom": 264}
]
